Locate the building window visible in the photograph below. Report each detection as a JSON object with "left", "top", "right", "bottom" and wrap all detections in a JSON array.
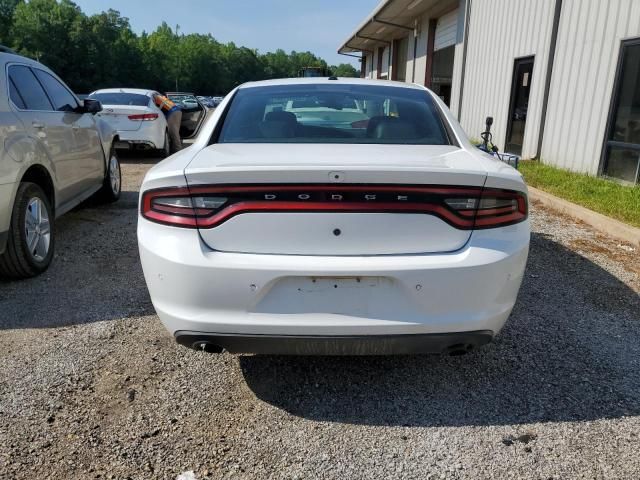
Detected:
[{"left": 603, "top": 38, "right": 640, "bottom": 184}]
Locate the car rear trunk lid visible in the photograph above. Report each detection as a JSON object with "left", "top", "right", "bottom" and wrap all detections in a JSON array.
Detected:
[
  {"left": 97, "top": 105, "right": 155, "bottom": 132},
  {"left": 183, "top": 144, "right": 488, "bottom": 255}
]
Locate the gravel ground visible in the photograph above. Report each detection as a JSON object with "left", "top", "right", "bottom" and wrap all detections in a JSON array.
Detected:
[{"left": 0, "top": 155, "right": 638, "bottom": 480}]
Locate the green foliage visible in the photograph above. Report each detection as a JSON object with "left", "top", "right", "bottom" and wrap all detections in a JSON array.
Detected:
[
  {"left": 0, "top": 0, "right": 20, "bottom": 44},
  {"left": 330, "top": 63, "right": 358, "bottom": 77},
  {"left": 3, "top": 0, "right": 359, "bottom": 94},
  {"left": 520, "top": 161, "right": 640, "bottom": 227}
]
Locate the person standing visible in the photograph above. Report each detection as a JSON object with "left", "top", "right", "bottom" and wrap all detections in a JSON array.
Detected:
[{"left": 154, "top": 93, "right": 182, "bottom": 153}]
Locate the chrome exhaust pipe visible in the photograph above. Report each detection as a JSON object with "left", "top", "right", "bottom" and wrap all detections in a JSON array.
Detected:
[{"left": 446, "top": 344, "right": 474, "bottom": 356}]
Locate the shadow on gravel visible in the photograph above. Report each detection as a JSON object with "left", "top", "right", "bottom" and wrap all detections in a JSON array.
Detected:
[
  {"left": 241, "top": 232, "right": 640, "bottom": 427},
  {"left": 118, "top": 150, "right": 162, "bottom": 165},
  {"left": 0, "top": 185, "right": 154, "bottom": 329}
]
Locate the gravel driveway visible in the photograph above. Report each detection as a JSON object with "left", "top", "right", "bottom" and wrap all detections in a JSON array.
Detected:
[{"left": 1, "top": 156, "right": 638, "bottom": 480}]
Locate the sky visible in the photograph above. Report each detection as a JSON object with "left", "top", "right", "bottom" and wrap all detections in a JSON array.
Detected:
[{"left": 73, "top": 0, "right": 379, "bottom": 66}]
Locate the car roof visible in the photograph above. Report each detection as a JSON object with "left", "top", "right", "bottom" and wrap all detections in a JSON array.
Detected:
[
  {"left": 90, "top": 88, "right": 156, "bottom": 96},
  {"left": 0, "top": 51, "right": 52, "bottom": 70},
  {"left": 238, "top": 77, "right": 427, "bottom": 91}
]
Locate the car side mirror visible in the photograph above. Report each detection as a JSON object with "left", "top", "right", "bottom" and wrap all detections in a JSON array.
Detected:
[{"left": 83, "top": 99, "right": 102, "bottom": 114}]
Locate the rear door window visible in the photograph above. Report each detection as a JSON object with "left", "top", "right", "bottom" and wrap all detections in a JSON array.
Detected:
[
  {"left": 8, "top": 77, "right": 26, "bottom": 109},
  {"left": 33, "top": 69, "right": 78, "bottom": 112},
  {"left": 8, "top": 65, "right": 53, "bottom": 111}
]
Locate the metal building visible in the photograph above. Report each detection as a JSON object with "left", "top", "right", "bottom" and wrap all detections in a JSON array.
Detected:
[{"left": 339, "top": 0, "right": 640, "bottom": 184}]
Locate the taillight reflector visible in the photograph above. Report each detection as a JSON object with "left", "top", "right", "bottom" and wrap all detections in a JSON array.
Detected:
[{"left": 128, "top": 113, "right": 158, "bottom": 121}]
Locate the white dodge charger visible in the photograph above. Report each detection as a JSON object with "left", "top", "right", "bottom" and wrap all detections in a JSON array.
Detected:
[{"left": 138, "top": 78, "right": 530, "bottom": 356}]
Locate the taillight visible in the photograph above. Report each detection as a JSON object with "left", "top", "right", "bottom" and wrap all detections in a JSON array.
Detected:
[
  {"left": 141, "top": 187, "right": 227, "bottom": 227},
  {"left": 444, "top": 188, "right": 528, "bottom": 229},
  {"left": 140, "top": 185, "right": 527, "bottom": 230},
  {"left": 128, "top": 113, "right": 158, "bottom": 121}
]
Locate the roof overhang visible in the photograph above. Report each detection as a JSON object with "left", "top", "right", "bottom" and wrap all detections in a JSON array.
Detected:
[{"left": 338, "top": 0, "right": 458, "bottom": 55}]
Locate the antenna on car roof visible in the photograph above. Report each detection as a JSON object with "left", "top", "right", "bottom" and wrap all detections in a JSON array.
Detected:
[
  {"left": 328, "top": 76, "right": 338, "bottom": 80},
  {"left": 0, "top": 45, "right": 17, "bottom": 54}
]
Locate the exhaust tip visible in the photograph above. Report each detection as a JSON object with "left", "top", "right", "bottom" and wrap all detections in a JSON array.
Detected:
[
  {"left": 446, "top": 343, "right": 474, "bottom": 356},
  {"left": 191, "top": 341, "right": 224, "bottom": 354}
]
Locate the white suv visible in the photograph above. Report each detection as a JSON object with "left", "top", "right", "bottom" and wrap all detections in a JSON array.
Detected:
[{"left": 0, "top": 47, "right": 121, "bottom": 278}]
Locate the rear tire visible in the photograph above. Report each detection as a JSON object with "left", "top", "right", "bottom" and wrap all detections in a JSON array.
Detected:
[
  {"left": 0, "top": 182, "right": 55, "bottom": 279},
  {"left": 159, "top": 131, "right": 171, "bottom": 158},
  {"left": 97, "top": 145, "right": 121, "bottom": 203}
]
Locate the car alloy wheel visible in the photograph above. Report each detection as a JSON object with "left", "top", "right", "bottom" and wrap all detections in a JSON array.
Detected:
[
  {"left": 24, "top": 197, "right": 51, "bottom": 261},
  {"left": 109, "top": 153, "right": 121, "bottom": 195}
]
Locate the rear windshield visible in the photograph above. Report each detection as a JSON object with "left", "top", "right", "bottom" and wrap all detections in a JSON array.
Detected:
[
  {"left": 89, "top": 92, "right": 150, "bottom": 106},
  {"left": 218, "top": 84, "right": 452, "bottom": 145}
]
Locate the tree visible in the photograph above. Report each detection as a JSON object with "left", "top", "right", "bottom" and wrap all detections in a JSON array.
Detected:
[
  {"left": 330, "top": 63, "right": 358, "bottom": 78},
  {"left": 4, "top": 0, "right": 357, "bottom": 94},
  {"left": 0, "top": 0, "right": 20, "bottom": 45}
]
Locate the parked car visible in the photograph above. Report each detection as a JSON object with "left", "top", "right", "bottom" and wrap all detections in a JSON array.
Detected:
[
  {"left": 165, "top": 92, "right": 207, "bottom": 140},
  {"left": 88, "top": 88, "right": 173, "bottom": 157},
  {"left": 0, "top": 48, "right": 120, "bottom": 278},
  {"left": 196, "top": 96, "right": 216, "bottom": 108},
  {"left": 138, "top": 78, "right": 530, "bottom": 356}
]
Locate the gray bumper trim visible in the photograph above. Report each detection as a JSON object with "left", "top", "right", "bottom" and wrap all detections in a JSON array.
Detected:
[{"left": 174, "top": 331, "right": 494, "bottom": 356}]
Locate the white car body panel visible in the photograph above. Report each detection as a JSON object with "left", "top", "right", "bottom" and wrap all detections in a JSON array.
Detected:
[
  {"left": 185, "top": 144, "right": 493, "bottom": 255},
  {"left": 202, "top": 213, "right": 471, "bottom": 255},
  {"left": 137, "top": 77, "right": 531, "bottom": 355},
  {"left": 139, "top": 217, "right": 529, "bottom": 336}
]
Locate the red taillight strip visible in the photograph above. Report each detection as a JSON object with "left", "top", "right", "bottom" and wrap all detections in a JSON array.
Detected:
[
  {"left": 194, "top": 201, "right": 475, "bottom": 229},
  {"left": 128, "top": 113, "right": 159, "bottom": 121},
  {"left": 151, "top": 204, "right": 213, "bottom": 216},
  {"left": 140, "top": 185, "right": 528, "bottom": 230}
]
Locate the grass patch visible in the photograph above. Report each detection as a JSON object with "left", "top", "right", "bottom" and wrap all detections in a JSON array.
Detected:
[{"left": 519, "top": 161, "right": 640, "bottom": 228}]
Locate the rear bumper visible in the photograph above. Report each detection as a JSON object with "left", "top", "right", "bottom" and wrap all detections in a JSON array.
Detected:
[
  {"left": 175, "top": 331, "right": 494, "bottom": 355},
  {"left": 115, "top": 139, "right": 157, "bottom": 150},
  {"left": 0, "top": 182, "right": 15, "bottom": 237},
  {"left": 114, "top": 124, "right": 165, "bottom": 150},
  {"left": 138, "top": 217, "right": 530, "bottom": 349}
]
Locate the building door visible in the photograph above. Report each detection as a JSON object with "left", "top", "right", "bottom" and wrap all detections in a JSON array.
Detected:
[
  {"left": 393, "top": 37, "right": 409, "bottom": 82},
  {"left": 602, "top": 38, "right": 640, "bottom": 184},
  {"left": 505, "top": 57, "right": 534, "bottom": 156},
  {"left": 428, "top": 9, "right": 458, "bottom": 107}
]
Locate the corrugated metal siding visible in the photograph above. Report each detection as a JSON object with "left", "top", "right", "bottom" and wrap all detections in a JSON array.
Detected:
[
  {"left": 459, "top": 0, "right": 556, "bottom": 158},
  {"left": 449, "top": 42, "right": 465, "bottom": 116},
  {"left": 435, "top": 9, "right": 459, "bottom": 51},
  {"left": 541, "top": 0, "right": 640, "bottom": 174}
]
